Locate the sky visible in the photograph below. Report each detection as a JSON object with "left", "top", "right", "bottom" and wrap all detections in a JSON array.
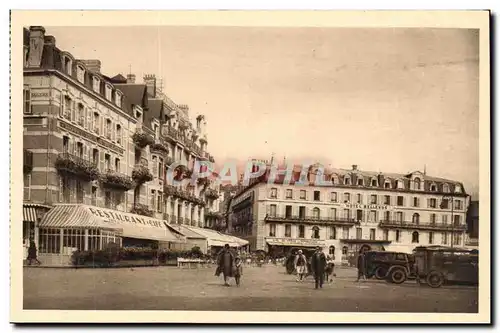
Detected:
[{"left": 44, "top": 26, "right": 480, "bottom": 197}]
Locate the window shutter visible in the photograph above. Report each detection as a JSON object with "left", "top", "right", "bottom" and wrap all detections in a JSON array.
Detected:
[
  {"left": 100, "top": 116, "right": 104, "bottom": 135},
  {"left": 112, "top": 123, "right": 116, "bottom": 142},
  {"left": 71, "top": 100, "right": 76, "bottom": 121},
  {"left": 427, "top": 198, "right": 431, "bottom": 208},
  {"left": 60, "top": 94, "right": 64, "bottom": 117},
  {"left": 100, "top": 151, "right": 105, "bottom": 171}
]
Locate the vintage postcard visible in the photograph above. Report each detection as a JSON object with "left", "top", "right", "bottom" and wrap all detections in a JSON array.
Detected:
[{"left": 10, "top": 10, "right": 490, "bottom": 324}]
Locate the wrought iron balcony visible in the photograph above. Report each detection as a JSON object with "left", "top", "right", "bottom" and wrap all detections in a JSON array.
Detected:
[
  {"left": 264, "top": 214, "right": 358, "bottom": 226},
  {"left": 54, "top": 152, "right": 99, "bottom": 181},
  {"left": 23, "top": 149, "right": 33, "bottom": 174},
  {"left": 378, "top": 220, "right": 467, "bottom": 231},
  {"left": 205, "top": 188, "right": 219, "bottom": 199},
  {"left": 100, "top": 169, "right": 134, "bottom": 191}
]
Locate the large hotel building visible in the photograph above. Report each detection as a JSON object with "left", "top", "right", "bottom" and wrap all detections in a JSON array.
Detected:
[
  {"left": 228, "top": 163, "right": 470, "bottom": 265},
  {"left": 21, "top": 26, "right": 240, "bottom": 264}
]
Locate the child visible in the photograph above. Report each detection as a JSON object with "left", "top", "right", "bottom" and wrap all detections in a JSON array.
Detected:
[{"left": 234, "top": 256, "right": 243, "bottom": 287}]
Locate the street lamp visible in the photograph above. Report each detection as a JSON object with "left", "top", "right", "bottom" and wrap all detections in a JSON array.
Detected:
[{"left": 440, "top": 194, "right": 455, "bottom": 248}]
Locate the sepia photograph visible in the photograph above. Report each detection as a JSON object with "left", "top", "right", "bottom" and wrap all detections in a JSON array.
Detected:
[{"left": 10, "top": 10, "right": 490, "bottom": 324}]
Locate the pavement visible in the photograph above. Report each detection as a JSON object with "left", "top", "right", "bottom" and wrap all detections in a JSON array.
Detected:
[{"left": 23, "top": 264, "right": 478, "bottom": 313}]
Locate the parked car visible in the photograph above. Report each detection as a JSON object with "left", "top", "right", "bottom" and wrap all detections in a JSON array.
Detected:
[
  {"left": 412, "top": 246, "right": 478, "bottom": 288},
  {"left": 363, "top": 250, "right": 416, "bottom": 284}
]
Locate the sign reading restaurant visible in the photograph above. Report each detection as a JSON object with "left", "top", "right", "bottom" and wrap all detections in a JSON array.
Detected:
[{"left": 88, "top": 207, "right": 165, "bottom": 229}]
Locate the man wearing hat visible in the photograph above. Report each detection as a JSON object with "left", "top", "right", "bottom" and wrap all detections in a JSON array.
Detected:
[
  {"left": 311, "top": 246, "right": 327, "bottom": 289},
  {"left": 293, "top": 250, "right": 307, "bottom": 282}
]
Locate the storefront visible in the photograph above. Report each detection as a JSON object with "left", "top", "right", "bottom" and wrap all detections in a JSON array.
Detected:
[
  {"left": 265, "top": 237, "right": 325, "bottom": 258},
  {"left": 22, "top": 203, "right": 52, "bottom": 259},
  {"left": 181, "top": 226, "right": 250, "bottom": 256},
  {"left": 37, "top": 204, "right": 186, "bottom": 266}
]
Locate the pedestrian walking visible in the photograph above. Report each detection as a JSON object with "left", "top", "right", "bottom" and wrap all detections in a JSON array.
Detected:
[
  {"left": 216, "top": 244, "right": 235, "bottom": 286},
  {"left": 294, "top": 250, "right": 307, "bottom": 282},
  {"left": 325, "top": 255, "right": 336, "bottom": 283},
  {"left": 26, "top": 240, "right": 41, "bottom": 266},
  {"left": 234, "top": 256, "right": 243, "bottom": 287},
  {"left": 311, "top": 246, "right": 327, "bottom": 289},
  {"left": 356, "top": 248, "right": 367, "bottom": 282}
]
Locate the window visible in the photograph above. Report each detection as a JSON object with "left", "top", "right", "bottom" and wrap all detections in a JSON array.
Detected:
[
  {"left": 299, "top": 206, "right": 306, "bottom": 219},
  {"left": 23, "top": 86, "right": 31, "bottom": 114},
  {"left": 116, "top": 124, "right": 122, "bottom": 144},
  {"left": 442, "top": 232, "right": 448, "bottom": 245},
  {"left": 270, "top": 188, "right": 277, "bottom": 199},
  {"left": 395, "top": 230, "right": 401, "bottom": 242},
  {"left": 412, "top": 213, "right": 420, "bottom": 224},
  {"left": 397, "top": 180, "right": 404, "bottom": 189},
  {"left": 329, "top": 226, "right": 336, "bottom": 240},
  {"left": 357, "top": 193, "right": 362, "bottom": 204},
  {"left": 285, "top": 205, "right": 292, "bottom": 218},
  {"left": 76, "top": 103, "right": 84, "bottom": 126},
  {"left": 92, "top": 148, "right": 99, "bottom": 165},
  {"left": 115, "top": 92, "right": 122, "bottom": 107},
  {"left": 453, "top": 215, "right": 461, "bottom": 225},
  {"left": 76, "top": 180, "right": 84, "bottom": 203},
  {"left": 285, "top": 224, "right": 291, "bottom": 237},
  {"left": 343, "top": 193, "right": 350, "bottom": 203},
  {"left": 429, "top": 198, "right": 437, "bottom": 208},
  {"left": 105, "top": 84, "right": 112, "bottom": 101},
  {"left": 384, "top": 195, "right": 391, "bottom": 205},
  {"left": 154, "top": 124, "right": 159, "bottom": 139},
  {"left": 368, "top": 210, "right": 376, "bottom": 222},
  {"left": 91, "top": 186, "right": 97, "bottom": 206},
  {"left": 371, "top": 179, "right": 378, "bottom": 187},
  {"left": 344, "top": 177, "right": 351, "bottom": 185},
  {"left": 64, "top": 57, "right": 72, "bottom": 75},
  {"left": 412, "top": 231, "right": 419, "bottom": 243},
  {"left": 93, "top": 112, "right": 100, "bottom": 134},
  {"left": 298, "top": 225, "right": 305, "bottom": 238},
  {"left": 453, "top": 233, "right": 462, "bottom": 246},
  {"left": 384, "top": 181, "right": 391, "bottom": 189},
  {"left": 442, "top": 183, "right": 449, "bottom": 193},
  {"left": 454, "top": 185, "right": 462, "bottom": 193},
  {"left": 286, "top": 189, "right": 293, "bottom": 199},
  {"left": 440, "top": 199, "right": 449, "bottom": 209},
  {"left": 23, "top": 174, "right": 31, "bottom": 200},
  {"left": 342, "top": 246, "right": 348, "bottom": 255},
  {"left": 300, "top": 190, "right": 306, "bottom": 200},
  {"left": 356, "top": 209, "right": 363, "bottom": 222},
  {"left": 152, "top": 156, "right": 158, "bottom": 176},
  {"left": 150, "top": 190, "right": 156, "bottom": 210},
  {"left": 269, "top": 224, "right": 276, "bottom": 237},
  {"left": 343, "top": 209, "right": 350, "bottom": 220},
  {"left": 383, "top": 211, "right": 390, "bottom": 222},
  {"left": 342, "top": 227, "right": 350, "bottom": 239},
  {"left": 396, "top": 212, "right": 403, "bottom": 222},
  {"left": 157, "top": 192, "right": 162, "bottom": 212},
  {"left": 442, "top": 215, "right": 448, "bottom": 224},
  {"left": 312, "top": 226, "right": 320, "bottom": 239},
  {"left": 397, "top": 196, "right": 404, "bottom": 206},
  {"left": 93, "top": 76, "right": 100, "bottom": 93},
  {"left": 104, "top": 154, "right": 111, "bottom": 170},
  {"left": 428, "top": 232, "right": 434, "bottom": 244},
  {"left": 357, "top": 178, "right": 364, "bottom": 186},
  {"left": 370, "top": 194, "right": 377, "bottom": 204},
  {"left": 105, "top": 119, "right": 112, "bottom": 139},
  {"left": 330, "top": 208, "right": 337, "bottom": 219},
  {"left": 76, "top": 65, "right": 85, "bottom": 83},
  {"left": 313, "top": 191, "right": 320, "bottom": 201},
  {"left": 430, "top": 184, "right": 437, "bottom": 192},
  {"left": 430, "top": 213, "right": 436, "bottom": 224},
  {"left": 413, "top": 197, "right": 419, "bottom": 207},
  {"left": 383, "top": 230, "right": 389, "bottom": 241},
  {"left": 63, "top": 96, "right": 72, "bottom": 119},
  {"left": 454, "top": 200, "right": 462, "bottom": 210},
  {"left": 269, "top": 204, "right": 277, "bottom": 217},
  {"left": 38, "top": 228, "right": 61, "bottom": 254},
  {"left": 329, "top": 245, "right": 335, "bottom": 256},
  {"left": 62, "top": 136, "right": 69, "bottom": 153},
  {"left": 104, "top": 191, "right": 112, "bottom": 208},
  {"left": 331, "top": 192, "right": 337, "bottom": 202},
  {"left": 158, "top": 158, "right": 164, "bottom": 179},
  {"left": 356, "top": 227, "right": 362, "bottom": 239},
  {"left": 312, "top": 207, "right": 320, "bottom": 219},
  {"left": 114, "top": 158, "right": 120, "bottom": 172},
  {"left": 369, "top": 228, "right": 376, "bottom": 240},
  {"left": 76, "top": 142, "right": 83, "bottom": 158},
  {"left": 414, "top": 177, "right": 421, "bottom": 190}
]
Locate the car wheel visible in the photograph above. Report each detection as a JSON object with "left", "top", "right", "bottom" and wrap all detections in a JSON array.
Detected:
[
  {"left": 375, "top": 266, "right": 388, "bottom": 280},
  {"left": 426, "top": 271, "right": 444, "bottom": 288},
  {"left": 389, "top": 268, "right": 407, "bottom": 284}
]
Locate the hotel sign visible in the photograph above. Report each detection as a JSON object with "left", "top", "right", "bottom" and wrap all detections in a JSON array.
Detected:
[
  {"left": 88, "top": 207, "right": 165, "bottom": 229},
  {"left": 59, "top": 120, "right": 124, "bottom": 154},
  {"left": 344, "top": 203, "right": 391, "bottom": 210}
]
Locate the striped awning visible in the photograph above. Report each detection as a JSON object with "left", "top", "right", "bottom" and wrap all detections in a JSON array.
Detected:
[
  {"left": 39, "top": 204, "right": 122, "bottom": 231},
  {"left": 23, "top": 206, "right": 38, "bottom": 222}
]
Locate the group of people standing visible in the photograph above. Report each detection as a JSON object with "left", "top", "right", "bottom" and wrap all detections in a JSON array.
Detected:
[{"left": 293, "top": 246, "right": 335, "bottom": 289}]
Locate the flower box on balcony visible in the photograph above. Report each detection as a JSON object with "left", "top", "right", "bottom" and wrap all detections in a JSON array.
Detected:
[
  {"left": 205, "top": 189, "right": 219, "bottom": 199},
  {"left": 132, "top": 131, "right": 154, "bottom": 149},
  {"left": 101, "top": 170, "right": 134, "bottom": 191},
  {"left": 55, "top": 153, "right": 100, "bottom": 181},
  {"left": 164, "top": 184, "right": 178, "bottom": 196},
  {"left": 150, "top": 142, "right": 169, "bottom": 155},
  {"left": 132, "top": 164, "right": 153, "bottom": 184},
  {"left": 130, "top": 203, "right": 154, "bottom": 217}
]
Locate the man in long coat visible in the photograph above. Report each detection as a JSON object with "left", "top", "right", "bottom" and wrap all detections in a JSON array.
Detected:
[
  {"left": 311, "top": 246, "right": 327, "bottom": 289},
  {"left": 356, "top": 248, "right": 367, "bottom": 282},
  {"left": 216, "top": 244, "right": 235, "bottom": 286}
]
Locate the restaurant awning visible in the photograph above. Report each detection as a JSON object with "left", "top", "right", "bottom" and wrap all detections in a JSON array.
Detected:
[
  {"left": 23, "top": 206, "right": 38, "bottom": 223},
  {"left": 183, "top": 226, "right": 247, "bottom": 247},
  {"left": 39, "top": 204, "right": 122, "bottom": 231}
]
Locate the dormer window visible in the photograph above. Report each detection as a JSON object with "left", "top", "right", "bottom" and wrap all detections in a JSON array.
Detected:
[
  {"left": 331, "top": 176, "right": 337, "bottom": 185},
  {"left": 115, "top": 91, "right": 122, "bottom": 107},
  {"left": 396, "top": 180, "right": 404, "bottom": 189},
  {"left": 430, "top": 183, "right": 437, "bottom": 192},
  {"left": 384, "top": 180, "right": 391, "bottom": 189},
  {"left": 371, "top": 178, "right": 378, "bottom": 187},
  {"left": 414, "top": 177, "right": 421, "bottom": 190},
  {"left": 105, "top": 84, "right": 112, "bottom": 101},
  {"left": 63, "top": 56, "right": 72, "bottom": 76},
  {"left": 76, "top": 65, "right": 85, "bottom": 83},
  {"left": 442, "top": 183, "right": 449, "bottom": 193},
  {"left": 92, "top": 76, "right": 100, "bottom": 93},
  {"left": 344, "top": 177, "right": 351, "bottom": 185},
  {"left": 357, "top": 178, "right": 364, "bottom": 186},
  {"left": 454, "top": 184, "right": 462, "bottom": 193}
]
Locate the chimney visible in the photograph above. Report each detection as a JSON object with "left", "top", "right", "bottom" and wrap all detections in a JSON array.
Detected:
[
  {"left": 27, "top": 26, "right": 45, "bottom": 68},
  {"left": 143, "top": 74, "right": 156, "bottom": 98},
  {"left": 352, "top": 165, "right": 358, "bottom": 171},
  {"left": 81, "top": 59, "right": 101, "bottom": 73},
  {"left": 126, "top": 74, "right": 136, "bottom": 84}
]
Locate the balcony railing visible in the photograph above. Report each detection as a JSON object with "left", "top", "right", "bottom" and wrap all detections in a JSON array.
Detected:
[
  {"left": 23, "top": 149, "right": 33, "bottom": 173},
  {"left": 264, "top": 214, "right": 358, "bottom": 226},
  {"left": 378, "top": 220, "right": 467, "bottom": 231},
  {"left": 54, "top": 152, "right": 99, "bottom": 181},
  {"left": 101, "top": 169, "right": 134, "bottom": 191},
  {"left": 205, "top": 188, "right": 219, "bottom": 199}
]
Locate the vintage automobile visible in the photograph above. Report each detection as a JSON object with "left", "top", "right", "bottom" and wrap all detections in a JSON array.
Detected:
[
  {"left": 412, "top": 246, "right": 479, "bottom": 288},
  {"left": 363, "top": 251, "right": 416, "bottom": 284}
]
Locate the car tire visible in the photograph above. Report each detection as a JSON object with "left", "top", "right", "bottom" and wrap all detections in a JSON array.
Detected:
[
  {"left": 388, "top": 268, "right": 407, "bottom": 284},
  {"left": 375, "top": 266, "right": 388, "bottom": 280},
  {"left": 426, "top": 271, "right": 444, "bottom": 288}
]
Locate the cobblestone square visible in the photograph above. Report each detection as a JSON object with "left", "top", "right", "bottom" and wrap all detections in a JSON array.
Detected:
[{"left": 23, "top": 265, "right": 478, "bottom": 312}]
